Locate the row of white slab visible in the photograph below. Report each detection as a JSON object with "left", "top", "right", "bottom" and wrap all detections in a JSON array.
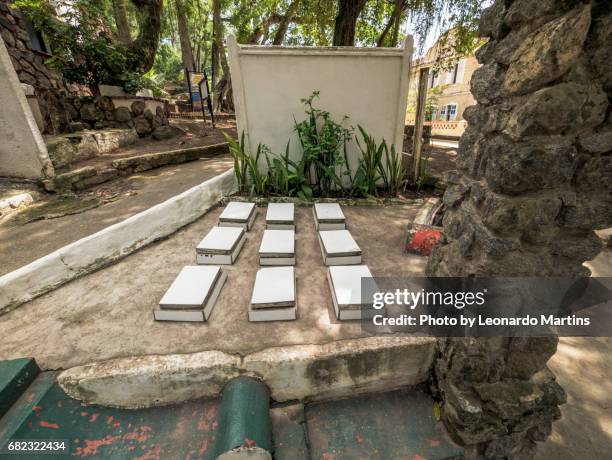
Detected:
[{"left": 154, "top": 202, "right": 377, "bottom": 322}]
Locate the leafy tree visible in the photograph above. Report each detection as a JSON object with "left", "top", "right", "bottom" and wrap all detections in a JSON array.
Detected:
[{"left": 15, "top": 0, "right": 163, "bottom": 95}]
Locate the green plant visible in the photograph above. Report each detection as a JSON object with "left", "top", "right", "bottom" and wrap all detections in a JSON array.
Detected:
[
  {"left": 380, "top": 142, "right": 406, "bottom": 196},
  {"left": 225, "top": 132, "right": 248, "bottom": 193},
  {"left": 224, "top": 132, "right": 268, "bottom": 197},
  {"left": 414, "top": 150, "right": 433, "bottom": 192},
  {"left": 355, "top": 125, "right": 384, "bottom": 196},
  {"left": 294, "top": 91, "right": 353, "bottom": 197}
]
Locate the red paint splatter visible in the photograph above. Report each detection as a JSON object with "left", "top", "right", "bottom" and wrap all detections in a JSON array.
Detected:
[
  {"left": 133, "top": 444, "right": 161, "bottom": 460},
  {"left": 323, "top": 454, "right": 334, "bottom": 460},
  {"left": 80, "top": 412, "right": 88, "bottom": 417},
  {"left": 73, "top": 435, "right": 119, "bottom": 457},
  {"left": 242, "top": 438, "right": 256, "bottom": 448},
  {"left": 355, "top": 435, "right": 364, "bottom": 444},
  {"left": 427, "top": 438, "right": 440, "bottom": 447},
  {"left": 39, "top": 421, "right": 59, "bottom": 429},
  {"left": 90, "top": 413, "right": 99, "bottom": 423},
  {"left": 412, "top": 455, "right": 427, "bottom": 460},
  {"left": 32, "top": 405, "right": 42, "bottom": 411}
]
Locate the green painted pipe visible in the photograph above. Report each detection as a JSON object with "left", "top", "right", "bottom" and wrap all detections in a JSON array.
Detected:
[
  {"left": 214, "top": 377, "right": 271, "bottom": 457},
  {"left": 0, "top": 358, "right": 40, "bottom": 418}
]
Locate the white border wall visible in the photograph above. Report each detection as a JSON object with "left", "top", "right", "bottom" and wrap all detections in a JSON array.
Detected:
[{"left": 228, "top": 35, "right": 413, "bottom": 173}]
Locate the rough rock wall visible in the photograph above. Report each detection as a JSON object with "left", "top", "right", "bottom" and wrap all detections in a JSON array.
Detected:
[
  {"left": 427, "top": 0, "right": 611, "bottom": 458},
  {"left": 63, "top": 97, "right": 170, "bottom": 137},
  {"left": 0, "top": 2, "right": 70, "bottom": 134}
]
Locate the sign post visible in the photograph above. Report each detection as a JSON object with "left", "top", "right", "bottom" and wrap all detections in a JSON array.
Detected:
[{"left": 185, "top": 69, "right": 215, "bottom": 127}]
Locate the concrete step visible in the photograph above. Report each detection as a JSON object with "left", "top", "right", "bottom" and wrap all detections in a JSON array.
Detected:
[
  {"left": 0, "top": 361, "right": 462, "bottom": 459},
  {"left": 0, "top": 360, "right": 463, "bottom": 460},
  {"left": 43, "top": 142, "right": 229, "bottom": 193}
]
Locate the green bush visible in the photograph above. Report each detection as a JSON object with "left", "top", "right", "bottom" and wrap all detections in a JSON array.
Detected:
[{"left": 227, "top": 91, "right": 408, "bottom": 199}]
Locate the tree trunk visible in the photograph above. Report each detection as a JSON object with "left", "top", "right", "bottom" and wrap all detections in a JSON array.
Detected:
[
  {"left": 333, "top": 0, "right": 367, "bottom": 46},
  {"left": 272, "top": 0, "right": 300, "bottom": 45},
  {"left": 390, "top": 0, "right": 402, "bottom": 47},
  {"left": 376, "top": 12, "right": 394, "bottom": 46},
  {"left": 112, "top": 0, "right": 131, "bottom": 43},
  {"left": 212, "top": 0, "right": 222, "bottom": 107},
  {"left": 128, "top": 0, "right": 163, "bottom": 73},
  {"left": 377, "top": 0, "right": 405, "bottom": 47},
  {"left": 175, "top": 0, "right": 195, "bottom": 71}
]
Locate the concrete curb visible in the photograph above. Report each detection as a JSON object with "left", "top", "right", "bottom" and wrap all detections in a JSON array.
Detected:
[
  {"left": 56, "top": 336, "right": 435, "bottom": 409},
  {"left": 0, "top": 168, "right": 236, "bottom": 315}
]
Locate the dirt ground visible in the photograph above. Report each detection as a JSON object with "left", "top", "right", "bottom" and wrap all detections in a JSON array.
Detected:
[
  {"left": 52, "top": 119, "right": 237, "bottom": 173},
  {"left": 535, "top": 250, "right": 612, "bottom": 459},
  {"left": 0, "top": 155, "right": 232, "bottom": 275},
  {"left": 0, "top": 204, "right": 425, "bottom": 370}
]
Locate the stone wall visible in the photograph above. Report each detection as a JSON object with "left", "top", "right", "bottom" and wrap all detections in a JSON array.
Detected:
[
  {"left": 63, "top": 96, "right": 171, "bottom": 138},
  {"left": 0, "top": 1, "right": 70, "bottom": 134},
  {"left": 427, "top": 0, "right": 611, "bottom": 458}
]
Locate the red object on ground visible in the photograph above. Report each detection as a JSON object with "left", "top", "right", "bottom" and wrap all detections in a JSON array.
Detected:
[{"left": 406, "top": 224, "right": 442, "bottom": 256}]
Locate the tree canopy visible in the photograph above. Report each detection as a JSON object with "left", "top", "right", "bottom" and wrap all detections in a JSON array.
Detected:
[{"left": 14, "top": 0, "right": 488, "bottom": 100}]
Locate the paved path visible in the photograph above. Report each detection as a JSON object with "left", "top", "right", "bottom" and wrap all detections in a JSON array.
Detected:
[
  {"left": 0, "top": 204, "right": 425, "bottom": 370},
  {"left": 536, "top": 248, "right": 612, "bottom": 460},
  {"left": 0, "top": 155, "right": 232, "bottom": 275}
]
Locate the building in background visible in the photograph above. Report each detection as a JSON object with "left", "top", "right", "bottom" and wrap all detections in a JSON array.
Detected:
[{"left": 406, "top": 31, "right": 482, "bottom": 140}]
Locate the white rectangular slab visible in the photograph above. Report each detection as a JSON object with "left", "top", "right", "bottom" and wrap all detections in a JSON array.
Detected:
[
  {"left": 159, "top": 266, "right": 221, "bottom": 308},
  {"left": 197, "top": 226, "right": 244, "bottom": 254},
  {"left": 219, "top": 202, "right": 256, "bottom": 222},
  {"left": 259, "top": 229, "right": 296, "bottom": 266},
  {"left": 266, "top": 203, "right": 294, "bottom": 223},
  {"left": 319, "top": 230, "right": 361, "bottom": 265},
  {"left": 248, "top": 305, "right": 296, "bottom": 322},
  {"left": 314, "top": 203, "right": 345, "bottom": 222},
  {"left": 327, "top": 265, "right": 378, "bottom": 320},
  {"left": 319, "top": 230, "right": 361, "bottom": 256},
  {"left": 155, "top": 270, "right": 227, "bottom": 322},
  {"left": 251, "top": 266, "right": 295, "bottom": 307},
  {"left": 260, "top": 230, "right": 295, "bottom": 255}
]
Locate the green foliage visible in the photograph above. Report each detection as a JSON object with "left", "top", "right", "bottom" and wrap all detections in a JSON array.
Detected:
[
  {"left": 152, "top": 42, "right": 183, "bottom": 83},
  {"left": 227, "top": 92, "right": 408, "bottom": 199},
  {"left": 294, "top": 91, "right": 353, "bottom": 197},
  {"left": 380, "top": 141, "right": 406, "bottom": 196},
  {"left": 355, "top": 125, "right": 384, "bottom": 196},
  {"left": 15, "top": 0, "right": 145, "bottom": 93}
]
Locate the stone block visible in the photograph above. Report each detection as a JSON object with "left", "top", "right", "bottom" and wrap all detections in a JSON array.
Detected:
[
  {"left": 114, "top": 106, "right": 132, "bottom": 122},
  {"left": 504, "top": 5, "right": 591, "bottom": 94},
  {"left": 134, "top": 115, "right": 152, "bottom": 135},
  {"left": 152, "top": 125, "right": 175, "bottom": 140},
  {"left": 131, "top": 100, "right": 145, "bottom": 116}
]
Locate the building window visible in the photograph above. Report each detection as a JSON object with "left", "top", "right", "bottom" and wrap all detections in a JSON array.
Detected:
[
  {"left": 440, "top": 103, "right": 458, "bottom": 121},
  {"left": 429, "top": 70, "right": 438, "bottom": 89},
  {"left": 452, "top": 63, "right": 459, "bottom": 84},
  {"left": 23, "top": 18, "right": 51, "bottom": 54}
]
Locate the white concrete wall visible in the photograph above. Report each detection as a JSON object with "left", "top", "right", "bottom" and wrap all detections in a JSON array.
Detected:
[
  {"left": 228, "top": 35, "right": 413, "bottom": 174},
  {"left": 0, "top": 37, "right": 53, "bottom": 179}
]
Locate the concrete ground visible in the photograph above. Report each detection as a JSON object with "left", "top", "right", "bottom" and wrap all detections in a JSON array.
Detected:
[
  {"left": 535, "top": 248, "right": 612, "bottom": 460},
  {"left": 0, "top": 204, "right": 426, "bottom": 370},
  {"left": 0, "top": 155, "right": 232, "bottom": 275}
]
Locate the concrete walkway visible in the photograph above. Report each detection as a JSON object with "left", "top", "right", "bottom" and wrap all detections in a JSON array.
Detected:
[
  {"left": 0, "top": 204, "right": 426, "bottom": 370},
  {"left": 0, "top": 155, "right": 232, "bottom": 275},
  {"left": 535, "top": 248, "right": 612, "bottom": 460}
]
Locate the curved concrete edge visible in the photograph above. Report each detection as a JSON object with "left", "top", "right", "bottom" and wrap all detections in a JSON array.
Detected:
[
  {"left": 244, "top": 335, "right": 435, "bottom": 402},
  {"left": 59, "top": 351, "right": 241, "bottom": 409},
  {"left": 0, "top": 168, "right": 237, "bottom": 316},
  {"left": 57, "top": 336, "right": 436, "bottom": 409}
]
